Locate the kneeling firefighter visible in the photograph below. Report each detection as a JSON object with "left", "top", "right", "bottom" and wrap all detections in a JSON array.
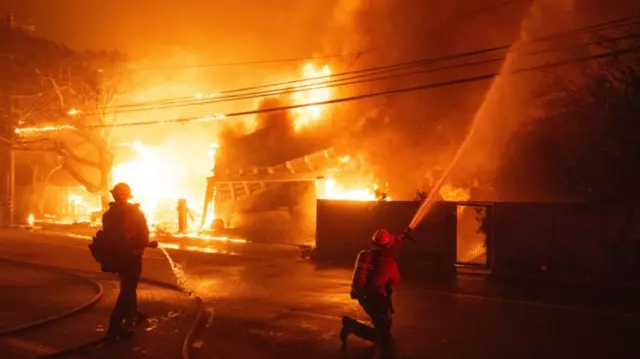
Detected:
[
  {"left": 340, "top": 228, "right": 410, "bottom": 358},
  {"left": 90, "top": 182, "right": 156, "bottom": 339}
]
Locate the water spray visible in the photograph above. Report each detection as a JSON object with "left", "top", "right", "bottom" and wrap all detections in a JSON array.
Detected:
[
  {"left": 158, "top": 246, "right": 198, "bottom": 298},
  {"left": 147, "top": 239, "right": 198, "bottom": 298},
  {"left": 406, "top": 0, "right": 563, "bottom": 231}
]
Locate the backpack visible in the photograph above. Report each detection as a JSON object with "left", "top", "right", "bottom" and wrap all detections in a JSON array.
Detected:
[{"left": 89, "top": 229, "right": 124, "bottom": 274}]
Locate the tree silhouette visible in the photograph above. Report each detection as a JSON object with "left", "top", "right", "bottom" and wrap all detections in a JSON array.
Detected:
[
  {"left": 0, "top": 22, "right": 126, "bottom": 214},
  {"left": 496, "top": 27, "right": 640, "bottom": 202}
]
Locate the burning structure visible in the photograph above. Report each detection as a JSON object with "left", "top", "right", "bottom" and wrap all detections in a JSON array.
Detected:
[{"left": 203, "top": 63, "right": 392, "bottom": 245}]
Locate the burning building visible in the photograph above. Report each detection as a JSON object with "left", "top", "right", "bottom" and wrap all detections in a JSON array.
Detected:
[{"left": 201, "top": 63, "right": 393, "bottom": 245}]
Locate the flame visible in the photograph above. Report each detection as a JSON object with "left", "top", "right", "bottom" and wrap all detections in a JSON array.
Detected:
[
  {"left": 15, "top": 124, "right": 75, "bottom": 134},
  {"left": 173, "top": 232, "right": 247, "bottom": 244},
  {"left": 68, "top": 194, "right": 83, "bottom": 205},
  {"left": 112, "top": 141, "right": 213, "bottom": 230},
  {"left": 195, "top": 92, "right": 218, "bottom": 99},
  {"left": 338, "top": 155, "right": 351, "bottom": 163},
  {"left": 27, "top": 213, "right": 34, "bottom": 227},
  {"left": 67, "top": 108, "right": 82, "bottom": 116},
  {"left": 439, "top": 184, "right": 471, "bottom": 215},
  {"left": 317, "top": 178, "right": 390, "bottom": 202},
  {"left": 203, "top": 143, "right": 219, "bottom": 227},
  {"left": 291, "top": 63, "right": 332, "bottom": 132},
  {"left": 439, "top": 184, "right": 471, "bottom": 202}
]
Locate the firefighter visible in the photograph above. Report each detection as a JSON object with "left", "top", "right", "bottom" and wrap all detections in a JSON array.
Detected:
[
  {"left": 102, "top": 182, "right": 150, "bottom": 339},
  {"left": 340, "top": 228, "right": 406, "bottom": 358}
]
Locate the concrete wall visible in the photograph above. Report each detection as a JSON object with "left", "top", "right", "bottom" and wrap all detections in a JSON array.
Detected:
[{"left": 315, "top": 200, "right": 456, "bottom": 274}]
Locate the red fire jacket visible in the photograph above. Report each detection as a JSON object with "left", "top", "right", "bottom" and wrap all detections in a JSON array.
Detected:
[{"left": 351, "top": 246, "right": 401, "bottom": 298}]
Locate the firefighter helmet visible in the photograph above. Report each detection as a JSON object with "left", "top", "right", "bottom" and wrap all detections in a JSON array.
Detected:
[
  {"left": 110, "top": 182, "right": 132, "bottom": 200},
  {"left": 371, "top": 229, "right": 393, "bottom": 247}
]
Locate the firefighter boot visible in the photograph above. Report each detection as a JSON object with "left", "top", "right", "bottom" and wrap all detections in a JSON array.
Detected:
[
  {"left": 106, "top": 322, "right": 135, "bottom": 340},
  {"left": 340, "top": 316, "right": 350, "bottom": 352},
  {"left": 126, "top": 311, "right": 149, "bottom": 327}
]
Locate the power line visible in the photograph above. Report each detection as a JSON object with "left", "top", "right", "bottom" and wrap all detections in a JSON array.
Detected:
[
  {"left": 14, "top": 13, "right": 640, "bottom": 135},
  {"left": 102, "top": 56, "right": 506, "bottom": 115},
  {"left": 128, "top": 0, "right": 529, "bottom": 72},
  {"left": 110, "top": 45, "right": 510, "bottom": 110},
  {"left": 23, "top": 44, "right": 638, "bottom": 133},
  {"left": 106, "top": 14, "right": 640, "bottom": 112},
  {"left": 100, "top": 31, "right": 640, "bottom": 116}
]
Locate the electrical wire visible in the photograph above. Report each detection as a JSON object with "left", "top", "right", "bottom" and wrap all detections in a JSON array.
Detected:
[
  {"left": 101, "top": 14, "right": 640, "bottom": 113},
  {"left": 110, "top": 45, "right": 510, "bottom": 110},
  {"left": 13, "top": 14, "right": 640, "bottom": 134},
  {"left": 35, "top": 44, "right": 640, "bottom": 131},
  {"left": 98, "top": 31, "right": 640, "bottom": 117}
]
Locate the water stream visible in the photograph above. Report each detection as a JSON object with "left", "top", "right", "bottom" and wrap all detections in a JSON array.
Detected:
[
  {"left": 409, "top": 0, "right": 571, "bottom": 228},
  {"left": 160, "top": 247, "right": 197, "bottom": 298}
]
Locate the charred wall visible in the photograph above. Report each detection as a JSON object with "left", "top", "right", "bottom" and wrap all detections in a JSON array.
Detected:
[{"left": 216, "top": 122, "right": 333, "bottom": 245}]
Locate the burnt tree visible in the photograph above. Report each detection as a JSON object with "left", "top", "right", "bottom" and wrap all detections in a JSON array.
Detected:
[{"left": 0, "top": 21, "right": 126, "bottom": 221}]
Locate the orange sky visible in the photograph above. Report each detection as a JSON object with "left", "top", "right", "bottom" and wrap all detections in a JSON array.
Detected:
[{"left": 0, "top": 0, "right": 336, "bottom": 60}]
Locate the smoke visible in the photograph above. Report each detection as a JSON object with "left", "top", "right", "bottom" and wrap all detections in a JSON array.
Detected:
[
  {"left": 254, "top": 97, "right": 294, "bottom": 130},
  {"left": 445, "top": 0, "right": 577, "bottom": 198},
  {"left": 322, "top": 0, "right": 533, "bottom": 199},
  {"left": 320, "top": 0, "right": 640, "bottom": 201}
]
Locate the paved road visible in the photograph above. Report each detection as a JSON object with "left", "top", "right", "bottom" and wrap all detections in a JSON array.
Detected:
[
  {"left": 0, "top": 260, "right": 98, "bottom": 332},
  {"left": 0, "top": 228, "right": 638, "bottom": 359}
]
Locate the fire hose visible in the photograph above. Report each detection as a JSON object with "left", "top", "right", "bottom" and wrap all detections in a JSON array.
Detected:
[
  {"left": 0, "top": 248, "right": 206, "bottom": 359},
  {"left": 0, "top": 257, "right": 105, "bottom": 337}
]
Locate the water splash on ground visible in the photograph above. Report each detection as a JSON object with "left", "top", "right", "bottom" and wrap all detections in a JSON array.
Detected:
[{"left": 160, "top": 247, "right": 197, "bottom": 298}]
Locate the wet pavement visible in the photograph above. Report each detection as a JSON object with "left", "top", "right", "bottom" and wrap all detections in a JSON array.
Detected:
[
  {"left": 0, "top": 228, "right": 638, "bottom": 359},
  {"left": 0, "top": 260, "right": 98, "bottom": 332}
]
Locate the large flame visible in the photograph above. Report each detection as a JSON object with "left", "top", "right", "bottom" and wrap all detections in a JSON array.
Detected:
[
  {"left": 439, "top": 184, "right": 471, "bottom": 215},
  {"left": 291, "top": 63, "right": 332, "bottom": 132},
  {"left": 317, "top": 178, "right": 388, "bottom": 201},
  {"left": 316, "top": 154, "right": 390, "bottom": 202},
  {"left": 112, "top": 140, "right": 213, "bottom": 231}
]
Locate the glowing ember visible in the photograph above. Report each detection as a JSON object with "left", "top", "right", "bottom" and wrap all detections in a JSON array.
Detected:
[
  {"left": 291, "top": 63, "right": 332, "bottom": 132},
  {"left": 338, "top": 155, "right": 351, "bottom": 163},
  {"left": 194, "top": 92, "right": 218, "bottom": 99},
  {"left": 27, "top": 213, "right": 34, "bottom": 227},
  {"left": 15, "top": 124, "right": 75, "bottom": 134},
  {"left": 173, "top": 232, "right": 247, "bottom": 244},
  {"left": 67, "top": 108, "right": 82, "bottom": 116}
]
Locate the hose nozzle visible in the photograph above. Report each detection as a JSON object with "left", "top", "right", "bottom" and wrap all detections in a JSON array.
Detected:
[
  {"left": 402, "top": 227, "right": 414, "bottom": 242},
  {"left": 148, "top": 240, "right": 159, "bottom": 249}
]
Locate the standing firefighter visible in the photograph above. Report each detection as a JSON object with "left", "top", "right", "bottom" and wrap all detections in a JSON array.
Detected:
[
  {"left": 101, "top": 182, "right": 151, "bottom": 339},
  {"left": 341, "top": 228, "right": 408, "bottom": 358}
]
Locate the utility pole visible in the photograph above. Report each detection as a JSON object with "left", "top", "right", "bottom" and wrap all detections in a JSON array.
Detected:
[
  {"left": 0, "top": 94, "right": 15, "bottom": 228},
  {"left": 0, "top": 145, "right": 14, "bottom": 228}
]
